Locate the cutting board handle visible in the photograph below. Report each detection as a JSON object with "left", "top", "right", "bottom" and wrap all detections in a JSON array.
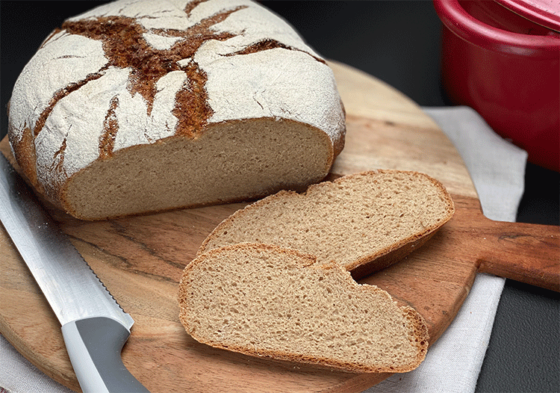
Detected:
[{"left": 475, "top": 218, "right": 560, "bottom": 292}]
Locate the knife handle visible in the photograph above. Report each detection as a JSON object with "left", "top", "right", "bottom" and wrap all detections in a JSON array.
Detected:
[{"left": 61, "top": 317, "right": 150, "bottom": 393}]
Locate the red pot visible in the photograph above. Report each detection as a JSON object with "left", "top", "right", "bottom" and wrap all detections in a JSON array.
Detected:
[{"left": 433, "top": 0, "right": 560, "bottom": 171}]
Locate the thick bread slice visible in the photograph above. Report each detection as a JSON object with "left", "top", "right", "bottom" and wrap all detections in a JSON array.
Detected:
[
  {"left": 199, "top": 170, "right": 455, "bottom": 277},
  {"left": 178, "top": 243, "right": 429, "bottom": 373},
  {"left": 8, "top": 0, "right": 345, "bottom": 220}
]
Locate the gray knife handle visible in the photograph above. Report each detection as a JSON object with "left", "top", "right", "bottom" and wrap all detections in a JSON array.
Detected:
[{"left": 61, "top": 317, "right": 150, "bottom": 393}]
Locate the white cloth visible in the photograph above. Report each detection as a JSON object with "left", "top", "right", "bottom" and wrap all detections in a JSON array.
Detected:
[
  {"left": 366, "top": 106, "right": 527, "bottom": 393},
  {"left": 0, "top": 106, "right": 528, "bottom": 393}
]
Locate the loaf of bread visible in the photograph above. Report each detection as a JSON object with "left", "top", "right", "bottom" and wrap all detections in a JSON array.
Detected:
[
  {"left": 199, "top": 170, "right": 455, "bottom": 278},
  {"left": 7, "top": 0, "right": 345, "bottom": 220},
  {"left": 179, "top": 243, "right": 429, "bottom": 373}
]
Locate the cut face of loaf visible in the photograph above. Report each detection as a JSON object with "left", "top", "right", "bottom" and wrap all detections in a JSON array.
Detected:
[
  {"left": 199, "top": 170, "right": 455, "bottom": 277},
  {"left": 7, "top": 0, "right": 345, "bottom": 220},
  {"left": 178, "top": 244, "right": 429, "bottom": 373},
  {"left": 64, "top": 118, "right": 334, "bottom": 220}
]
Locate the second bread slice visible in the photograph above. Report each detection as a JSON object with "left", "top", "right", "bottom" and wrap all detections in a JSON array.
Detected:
[
  {"left": 179, "top": 243, "right": 429, "bottom": 373},
  {"left": 199, "top": 170, "right": 455, "bottom": 277}
]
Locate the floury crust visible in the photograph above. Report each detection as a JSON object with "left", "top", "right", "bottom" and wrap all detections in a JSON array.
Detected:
[{"left": 8, "top": 0, "right": 346, "bottom": 219}]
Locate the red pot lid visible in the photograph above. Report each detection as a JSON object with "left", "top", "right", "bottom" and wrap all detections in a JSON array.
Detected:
[{"left": 496, "top": 0, "right": 560, "bottom": 32}]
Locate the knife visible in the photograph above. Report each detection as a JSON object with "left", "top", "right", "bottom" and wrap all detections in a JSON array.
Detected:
[{"left": 0, "top": 153, "right": 149, "bottom": 393}]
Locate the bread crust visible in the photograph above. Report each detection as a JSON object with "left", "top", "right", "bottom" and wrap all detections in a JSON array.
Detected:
[{"left": 178, "top": 243, "right": 429, "bottom": 373}]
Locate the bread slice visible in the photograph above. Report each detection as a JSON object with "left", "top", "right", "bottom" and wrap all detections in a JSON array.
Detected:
[
  {"left": 199, "top": 170, "right": 455, "bottom": 278},
  {"left": 178, "top": 243, "right": 429, "bottom": 373},
  {"left": 8, "top": 0, "right": 345, "bottom": 220}
]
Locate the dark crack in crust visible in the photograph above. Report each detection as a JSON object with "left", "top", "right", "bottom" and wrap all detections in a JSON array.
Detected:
[
  {"left": 99, "top": 96, "right": 120, "bottom": 159},
  {"left": 228, "top": 39, "right": 327, "bottom": 65},
  {"left": 173, "top": 61, "right": 210, "bottom": 138},
  {"left": 52, "top": 138, "right": 68, "bottom": 178}
]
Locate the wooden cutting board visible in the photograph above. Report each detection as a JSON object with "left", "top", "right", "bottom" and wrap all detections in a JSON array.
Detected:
[{"left": 1, "top": 61, "right": 558, "bottom": 393}]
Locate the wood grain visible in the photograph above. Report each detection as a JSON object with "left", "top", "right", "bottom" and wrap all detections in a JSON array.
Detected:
[{"left": 0, "top": 61, "right": 558, "bottom": 393}]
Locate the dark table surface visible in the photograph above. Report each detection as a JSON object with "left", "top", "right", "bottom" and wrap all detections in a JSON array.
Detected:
[{"left": 1, "top": 2, "right": 559, "bottom": 392}]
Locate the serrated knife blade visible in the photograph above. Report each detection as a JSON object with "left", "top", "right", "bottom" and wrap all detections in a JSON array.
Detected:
[{"left": 0, "top": 153, "right": 149, "bottom": 393}]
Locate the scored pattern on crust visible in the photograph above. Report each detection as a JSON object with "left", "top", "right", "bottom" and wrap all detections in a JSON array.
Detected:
[{"left": 9, "top": 0, "right": 345, "bottom": 201}]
